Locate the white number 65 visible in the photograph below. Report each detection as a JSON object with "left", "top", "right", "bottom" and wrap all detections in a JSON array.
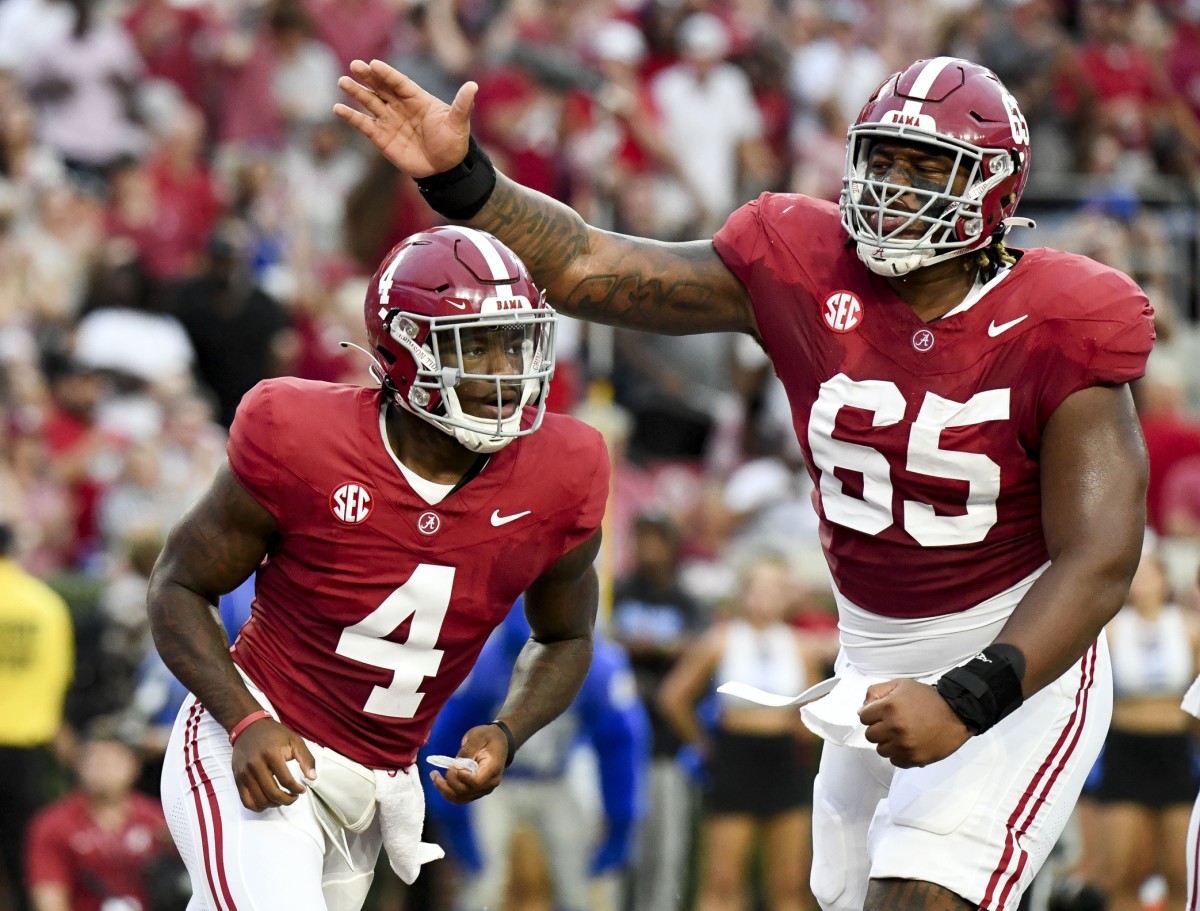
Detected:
[{"left": 807, "top": 375, "right": 1010, "bottom": 546}]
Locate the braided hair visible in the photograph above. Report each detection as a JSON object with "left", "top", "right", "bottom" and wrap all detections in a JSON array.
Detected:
[{"left": 969, "top": 239, "right": 1018, "bottom": 281}]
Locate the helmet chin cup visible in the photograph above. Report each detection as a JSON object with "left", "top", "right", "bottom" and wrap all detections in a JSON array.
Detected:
[
  {"left": 856, "top": 240, "right": 975, "bottom": 277},
  {"left": 857, "top": 244, "right": 928, "bottom": 277}
]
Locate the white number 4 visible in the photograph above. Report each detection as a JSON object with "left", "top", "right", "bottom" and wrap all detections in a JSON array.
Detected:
[
  {"left": 335, "top": 564, "right": 454, "bottom": 718},
  {"left": 808, "top": 375, "right": 1010, "bottom": 547}
]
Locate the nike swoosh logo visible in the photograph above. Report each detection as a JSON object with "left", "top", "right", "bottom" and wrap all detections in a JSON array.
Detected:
[
  {"left": 490, "top": 509, "right": 531, "bottom": 526},
  {"left": 987, "top": 315, "right": 1028, "bottom": 337},
  {"left": 447, "top": 301, "right": 468, "bottom": 309}
]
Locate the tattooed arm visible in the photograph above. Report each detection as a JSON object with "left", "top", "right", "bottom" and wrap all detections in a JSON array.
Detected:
[
  {"left": 335, "top": 59, "right": 755, "bottom": 336},
  {"left": 148, "top": 462, "right": 316, "bottom": 811}
]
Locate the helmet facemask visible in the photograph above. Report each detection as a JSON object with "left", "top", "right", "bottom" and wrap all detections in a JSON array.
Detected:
[
  {"left": 380, "top": 303, "right": 557, "bottom": 453},
  {"left": 841, "top": 126, "right": 1017, "bottom": 277}
]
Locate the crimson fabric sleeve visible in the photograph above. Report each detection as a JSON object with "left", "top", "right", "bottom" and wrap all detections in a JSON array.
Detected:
[
  {"left": 1032, "top": 269, "right": 1155, "bottom": 428},
  {"left": 226, "top": 380, "right": 284, "bottom": 518}
]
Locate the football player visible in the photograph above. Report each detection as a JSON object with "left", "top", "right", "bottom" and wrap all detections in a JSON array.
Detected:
[
  {"left": 335, "top": 55, "right": 1155, "bottom": 911},
  {"left": 149, "top": 226, "right": 610, "bottom": 911}
]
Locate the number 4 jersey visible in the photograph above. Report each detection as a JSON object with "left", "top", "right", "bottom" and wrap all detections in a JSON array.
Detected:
[
  {"left": 714, "top": 193, "right": 1155, "bottom": 620},
  {"left": 225, "top": 378, "right": 610, "bottom": 769}
]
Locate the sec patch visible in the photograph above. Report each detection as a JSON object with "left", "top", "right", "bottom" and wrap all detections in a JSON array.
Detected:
[
  {"left": 823, "top": 291, "right": 863, "bottom": 333},
  {"left": 330, "top": 482, "right": 372, "bottom": 524}
]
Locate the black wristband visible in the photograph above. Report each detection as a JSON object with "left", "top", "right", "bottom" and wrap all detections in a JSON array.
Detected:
[
  {"left": 415, "top": 135, "right": 497, "bottom": 219},
  {"left": 490, "top": 718, "right": 517, "bottom": 768},
  {"left": 935, "top": 644, "right": 1027, "bottom": 735}
]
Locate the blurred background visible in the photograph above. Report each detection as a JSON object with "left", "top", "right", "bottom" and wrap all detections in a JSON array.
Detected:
[{"left": 0, "top": 0, "right": 1198, "bottom": 909}]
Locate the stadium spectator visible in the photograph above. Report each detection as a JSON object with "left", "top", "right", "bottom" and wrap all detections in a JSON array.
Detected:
[
  {"left": 0, "top": 521, "right": 74, "bottom": 911},
  {"left": 559, "top": 19, "right": 701, "bottom": 231},
  {"left": 303, "top": 0, "right": 397, "bottom": 75},
  {"left": 23, "top": 716, "right": 176, "bottom": 911},
  {"left": 1134, "top": 351, "right": 1200, "bottom": 535},
  {"left": 611, "top": 510, "right": 703, "bottom": 911},
  {"left": 426, "top": 601, "right": 649, "bottom": 911},
  {"left": 280, "top": 119, "right": 365, "bottom": 266},
  {"left": 267, "top": 0, "right": 339, "bottom": 140},
  {"left": 121, "top": 0, "right": 216, "bottom": 111},
  {"left": 342, "top": 53, "right": 1153, "bottom": 911},
  {"left": 171, "top": 220, "right": 295, "bottom": 428},
  {"left": 976, "top": 0, "right": 1088, "bottom": 176},
  {"left": 1094, "top": 546, "right": 1200, "bottom": 911},
  {"left": 1166, "top": 4, "right": 1200, "bottom": 125},
  {"left": 2, "top": 412, "right": 75, "bottom": 577},
  {"left": 104, "top": 103, "right": 224, "bottom": 284},
  {"left": 649, "top": 12, "right": 771, "bottom": 236},
  {"left": 40, "top": 357, "right": 128, "bottom": 568},
  {"left": 0, "top": 92, "right": 67, "bottom": 233},
  {"left": 787, "top": 2, "right": 889, "bottom": 149},
  {"left": 21, "top": 0, "right": 146, "bottom": 185},
  {"left": 1063, "top": 0, "right": 1200, "bottom": 178},
  {"left": 660, "top": 556, "right": 823, "bottom": 911}
]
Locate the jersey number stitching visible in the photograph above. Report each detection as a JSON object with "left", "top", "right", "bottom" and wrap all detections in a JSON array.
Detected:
[
  {"left": 808, "top": 375, "right": 1010, "bottom": 546},
  {"left": 335, "top": 564, "right": 454, "bottom": 718}
]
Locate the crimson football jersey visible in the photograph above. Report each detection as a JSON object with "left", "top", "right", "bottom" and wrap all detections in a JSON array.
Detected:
[
  {"left": 226, "top": 378, "right": 609, "bottom": 768},
  {"left": 714, "top": 194, "right": 1154, "bottom": 619}
]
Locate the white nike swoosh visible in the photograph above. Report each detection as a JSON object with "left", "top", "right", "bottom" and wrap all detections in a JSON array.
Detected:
[
  {"left": 447, "top": 300, "right": 468, "bottom": 309},
  {"left": 490, "top": 509, "right": 531, "bottom": 526},
  {"left": 987, "top": 315, "right": 1029, "bottom": 337}
]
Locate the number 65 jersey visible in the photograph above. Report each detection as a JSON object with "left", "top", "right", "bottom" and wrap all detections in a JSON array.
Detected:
[
  {"left": 225, "top": 378, "right": 610, "bottom": 769},
  {"left": 714, "top": 194, "right": 1155, "bottom": 621}
]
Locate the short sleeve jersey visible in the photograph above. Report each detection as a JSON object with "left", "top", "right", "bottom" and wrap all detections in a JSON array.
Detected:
[
  {"left": 713, "top": 195, "right": 1154, "bottom": 619},
  {"left": 25, "top": 791, "right": 169, "bottom": 911},
  {"left": 226, "top": 379, "right": 609, "bottom": 768}
]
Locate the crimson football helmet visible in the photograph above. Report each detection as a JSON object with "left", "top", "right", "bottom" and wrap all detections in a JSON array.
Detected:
[
  {"left": 840, "top": 56, "right": 1032, "bottom": 276},
  {"left": 364, "top": 226, "right": 556, "bottom": 453}
]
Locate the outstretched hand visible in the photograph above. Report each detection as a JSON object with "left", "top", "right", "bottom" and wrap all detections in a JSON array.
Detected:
[
  {"left": 334, "top": 59, "right": 476, "bottom": 179},
  {"left": 429, "top": 723, "right": 509, "bottom": 805},
  {"left": 231, "top": 718, "right": 317, "bottom": 811},
  {"left": 858, "top": 678, "right": 972, "bottom": 768}
]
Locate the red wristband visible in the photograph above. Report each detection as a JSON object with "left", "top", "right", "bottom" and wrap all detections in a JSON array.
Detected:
[{"left": 228, "top": 710, "right": 272, "bottom": 746}]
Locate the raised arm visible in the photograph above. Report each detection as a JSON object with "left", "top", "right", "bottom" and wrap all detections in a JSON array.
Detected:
[
  {"left": 148, "top": 461, "right": 316, "bottom": 810},
  {"left": 334, "top": 59, "right": 755, "bottom": 336}
]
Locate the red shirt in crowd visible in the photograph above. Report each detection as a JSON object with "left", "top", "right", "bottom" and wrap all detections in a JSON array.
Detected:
[
  {"left": 25, "top": 791, "right": 172, "bottom": 911},
  {"left": 1139, "top": 413, "right": 1200, "bottom": 533}
]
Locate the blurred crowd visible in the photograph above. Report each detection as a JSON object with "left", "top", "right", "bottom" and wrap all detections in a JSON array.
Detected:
[{"left": 3, "top": 0, "right": 1200, "bottom": 908}]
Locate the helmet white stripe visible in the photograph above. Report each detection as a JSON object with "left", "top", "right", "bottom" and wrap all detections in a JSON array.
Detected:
[
  {"left": 900, "top": 56, "right": 958, "bottom": 117},
  {"left": 441, "top": 226, "right": 514, "bottom": 298}
]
